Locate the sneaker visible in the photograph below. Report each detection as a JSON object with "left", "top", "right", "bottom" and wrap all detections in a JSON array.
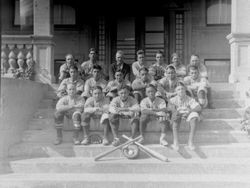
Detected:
[
  {"left": 54, "top": 137, "right": 62, "bottom": 145},
  {"left": 102, "top": 137, "right": 109, "bottom": 146},
  {"left": 73, "top": 139, "right": 81, "bottom": 145},
  {"left": 160, "top": 138, "right": 168, "bottom": 146},
  {"left": 81, "top": 137, "right": 90, "bottom": 145},
  {"left": 171, "top": 144, "right": 180, "bottom": 151},
  {"left": 112, "top": 138, "right": 120, "bottom": 147}
]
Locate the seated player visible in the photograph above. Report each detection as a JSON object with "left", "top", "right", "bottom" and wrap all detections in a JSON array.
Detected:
[
  {"left": 110, "top": 50, "right": 131, "bottom": 81},
  {"left": 132, "top": 50, "right": 148, "bottom": 79},
  {"left": 104, "top": 69, "right": 131, "bottom": 99},
  {"left": 169, "top": 53, "right": 187, "bottom": 80},
  {"left": 158, "top": 65, "right": 179, "bottom": 100},
  {"left": 184, "top": 65, "right": 209, "bottom": 108},
  {"left": 132, "top": 67, "right": 152, "bottom": 103},
  {"left": 57, "top": 65, "right": 84, "bottom": 98},
  {"left": 148, "top": 66, "right": 165, "bottom": 98},
  {"left": 109, "top": 85, "right": 140, "bottom": 146},
  {"left": 139, "top": 84, "right": 170, "bottom": 145},
  {"left": 58, "top": 54, "right": 80, "bottom": 83},
  {"left": 82, "top": 65, "right": 107, "bottom": 99},
  {"left": 150, "top": 50, "right": 168, "bottom": 81},
  {"left": 54, "top": 84, "right": 85, "bottom": 145},
  {"left": 81, "top": 48, "right": 106, "bottom": 81},
  {"left": 188, "top": 54, "right": 213, "bottom": 108},
  {"left": 81, "top": 86, "right": 110, "bottom": 145},
  {"left": 169, "top": 82, "right": 202, "bottom": 151}
]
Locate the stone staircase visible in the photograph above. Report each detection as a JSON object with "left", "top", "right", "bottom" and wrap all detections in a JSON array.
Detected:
[{"left": 1, "top": 83, "right": 250, "bottom": 188}]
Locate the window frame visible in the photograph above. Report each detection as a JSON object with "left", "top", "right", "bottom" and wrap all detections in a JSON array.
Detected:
[
  {"left": 205, "top": 0, "right": 231, "bottom": 26},
  {"left": 204, "top": 58, "right": 231, "bottom": 83}
]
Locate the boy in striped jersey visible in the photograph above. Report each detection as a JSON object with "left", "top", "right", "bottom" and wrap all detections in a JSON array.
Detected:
[
  {"left": 139, "top": 84, "right": 170, "bottom": 145},
  {"left": 81, "top": 86, "right": 110, "bottom": 145},
  {"left": 169, "top": 82, "right": 202, "bottom": 151}
]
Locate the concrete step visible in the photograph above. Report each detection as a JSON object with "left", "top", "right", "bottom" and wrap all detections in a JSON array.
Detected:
[
  {"left": 20, "top": 127, "right": 250, "bottom": 144},
  {"left": 9, "top": 140, "right": 250, "bottom": 159},
  {"left": 210, "top": 83, "right": 236, "bottom": 91},
  {"left": 32, "top": 106, "right": 245, "bottom": 122},
  {"left": 9, "top": 157, "right": 250, "bottom": 174},
  {"left": 0, "top": 173, "right": 249, "bottom": 188},
  {"left": 202, "top": 108, "right": 244, "bottom": 119},
  {"left": 211, "top": 90, "right": 240, "bottom": 99},
  {"left": 212, "top": 99, "right": 245, "bottom": 108},
  {"left": 31, "top": 118, "right": 242, "bottom": 132}
]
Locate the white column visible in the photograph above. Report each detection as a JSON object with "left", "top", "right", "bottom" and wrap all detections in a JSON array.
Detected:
[
  {"left": 227, "top": 0, "right": 250, "bottom": 83},
  {"left": 33, "top": 0, "right": 55, "bottom": 83}
]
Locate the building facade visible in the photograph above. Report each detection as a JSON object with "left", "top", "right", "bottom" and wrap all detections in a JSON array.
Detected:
[{"left": 1, "top": 0, "right": 249, "bottom": 84}]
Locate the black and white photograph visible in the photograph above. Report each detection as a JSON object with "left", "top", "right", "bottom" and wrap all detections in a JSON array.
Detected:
[{"left": 1, "top": 0, "right": 250, "bottom": 187}]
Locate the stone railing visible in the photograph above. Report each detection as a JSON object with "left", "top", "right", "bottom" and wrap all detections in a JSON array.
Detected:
[{"left": 1, "top": 35, "right": 35, "bottom": 80}]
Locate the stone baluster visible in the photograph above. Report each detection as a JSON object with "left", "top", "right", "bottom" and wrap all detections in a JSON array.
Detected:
[
  {"left": 1, "top": 45, "right": 8, "bottom": 74},
  {"left": 8, "top": 45, "right": 17, "bottom": 75},
  {"left": 26, "top": 51, "right": 33, "bottom": 68},
  {"left": 17, "top": 51, "right": 25, "bottom": 74}
]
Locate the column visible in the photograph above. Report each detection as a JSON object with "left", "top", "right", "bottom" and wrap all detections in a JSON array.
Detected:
[
  {"left": 33, "top": 0, "right": 55, "bottom": 83},
  {"left": 227, "top": 0, "right": 250, "bottom": 83}
]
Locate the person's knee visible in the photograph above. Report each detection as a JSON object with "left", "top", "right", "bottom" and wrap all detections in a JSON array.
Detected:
[
  {"left": 140, "top": 114, "right": 149, "bottom": 124},
  {"left": 109, "top": 113, "right": 119, "bottom": 123},
  {"left": 54, "top": 111, "right": 64, "bottom": 124}
]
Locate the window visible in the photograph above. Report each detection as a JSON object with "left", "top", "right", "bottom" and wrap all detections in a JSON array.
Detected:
[
  {"left": 14, "top": 0, "right": 33, "bottom": 26},
  {"left": 14, "top": 1, "right": 76, "bottom": 26},
  {"left": 205, "top": 59, "right": 230, "bottom": 82},
  {"left": 206, "top": 0, "right": 231, "bottom": 25},
  {"left": 54, "top": 4, "right": 76, "bottom": 25}
]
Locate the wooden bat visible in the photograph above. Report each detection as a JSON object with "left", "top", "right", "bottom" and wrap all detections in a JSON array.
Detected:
[
  {"left": 122, "top": 135, "right": 168, "bottom": 162},
  {"left": 94, "top": 135, "right": 142, "bottom": 161}
]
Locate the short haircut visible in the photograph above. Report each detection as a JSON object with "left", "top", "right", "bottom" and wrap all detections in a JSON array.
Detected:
[
  {"left": 166, "top": 65, "right": 176, "bottom": 72},
  {"left": 156, "top": 50, "right": 164, "bottom": 56},
  {"left": 92, "top": 86, "right": 103, "bottom": 92},
  {"left": 67, "top": 83, "right": 76, "bottom": 89},
  {"left": 89, "top": 48, "right": 97, "bottom": 53},
  {"left": 116, "top": 50, "right": 124, "bottom": 56},
  {"left": 146, "top": 84, "right": 157, "bottom": 91},
  {"left": 137, "top": 50, "right": 144, "bottom": 56},
  {"left": 188, "top": 65, "right": 199, "bottom": 72},
  {"left": 171, "top": 53, "right": 179, "bottom": 61},
  {"left": 93, "top": 64, "right": 102, "bottom": 71},
  {"left": 115, "top": 69, "right": 123, "bottom": 74},
  {"left": 191, "top": 54, "right": 199, "bottom": 58},
  {"left": 117, "top": 84, "right": 131, "bottom": 92},
  {"left": 65, "top": 54, "right": 74, "bottom": 59},
  {"left": 148, "top": 66, "right": 156, "bottom": 72},
  {"left": 139, "top": 67, "right": 148, "bottom": 73},
  {"left": 69, "top": 65, "right": 78, "bottom": 71}
]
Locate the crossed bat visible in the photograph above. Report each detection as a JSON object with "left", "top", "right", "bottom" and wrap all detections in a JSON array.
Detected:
[{"left": 94, "top": 135, "right": 169, "bottom": 162}]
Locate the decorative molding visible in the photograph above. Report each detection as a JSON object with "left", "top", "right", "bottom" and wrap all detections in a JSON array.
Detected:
[{"left": 227, "top": 33, "right": 250, "bottom": 44}]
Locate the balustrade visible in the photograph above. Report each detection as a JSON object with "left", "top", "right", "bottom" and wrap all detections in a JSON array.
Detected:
[{"left": 1, "top": 35, "right": 34, "bottom": 80}]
